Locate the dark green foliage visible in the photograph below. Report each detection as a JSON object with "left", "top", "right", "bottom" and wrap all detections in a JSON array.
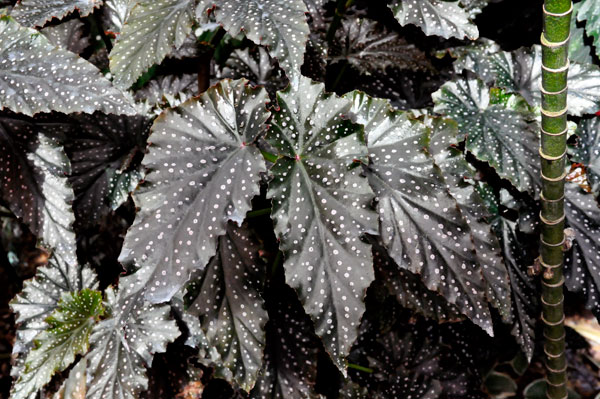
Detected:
[{"left": 1, "top": 1, "right": 600, "bottom": 399}]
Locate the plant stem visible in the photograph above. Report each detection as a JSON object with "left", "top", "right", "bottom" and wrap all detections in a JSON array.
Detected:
[
  {"left": 540, "top": 1, "right": 572, "bottom": 398},
  {"left": 247, "top": 208, "right": 272, "bottom": 218},
  {"left": 347, "top": 363, "right": 373, "bottom": 373},
  {"left": 198, "top": 28, "right": 226, "bottom": 93},
  {"left": 325, "top": 0, "right": 355, "bottom": 44},
  {"left": 331, "top": 62, "right": 348, "bottom": 92}
]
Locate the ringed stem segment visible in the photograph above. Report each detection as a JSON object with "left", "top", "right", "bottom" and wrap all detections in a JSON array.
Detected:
[{"left": 540, "top": 1, "right": 571, "bottom": 398}]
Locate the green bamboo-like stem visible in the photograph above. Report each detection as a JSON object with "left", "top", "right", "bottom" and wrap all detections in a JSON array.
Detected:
[{"left": 540, "top": 1, "right": 571, "bottom": 398}]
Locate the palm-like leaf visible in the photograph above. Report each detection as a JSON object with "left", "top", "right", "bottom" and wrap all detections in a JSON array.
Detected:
[
  {"left": 185, "top": 222, "right": 268, "bottom": 392},
  {"left": 120, "top": 79, "right": 269, "bottom": 302},
  {"left": 348, "top": 92, "right": 493, "bottom": 334},
  {"left": 267, "top": 77, "right": 377, "bottom": 371}
]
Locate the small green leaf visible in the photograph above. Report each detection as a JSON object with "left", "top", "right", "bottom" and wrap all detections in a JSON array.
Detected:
[
  {"left": 11, "top": 289, "right": 104, "bottom": 399},
  {"left": 10, "top": 252, "right": 98, "bottom": 376},
  {"left": 483, "top": 371, "right": 517, "bottom": 397},
  {"left": 570, "top": 2, "right": 594, "bottom": 64},
  {"left": 578, "top": 0, "right": 600, "bottom": 59}
]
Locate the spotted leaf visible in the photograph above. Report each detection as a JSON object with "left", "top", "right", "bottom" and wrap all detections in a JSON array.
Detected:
[
  {"left": 0, "top": 16, "right": 135, "bottom": 116},
  {"left": 432, "top": 78, "right": 541, "bottom": 196},
  {"left": 349, "top": 319, "right": 479, "bottom": 399},
  {"left": 120, "top": 79, "right": 269, "bottom": 303},
  {"left": 578, "top": 0, "right": 600, "bottom": 59},
  {"left": 371, "top": 238, "right": 465, "bottom": 323},
  {"left": 102, "top": 0, "right": 135, "bottom": 35},
  {"left": 216, "top": 47, "right": 288, "bottom": 96},
  {"left": 10, "top": 289, "right": 104, "bottom": 399},
  {"left": 387, "top": 0, "right": 479, "bottom": 40},
  {"left": 197, "top": 0, "right": 310, "bottom": 87},
  {"left": 41, "top": 19, "right": 90, "bottom": 54},
  {"left": 330, "top": 18, "right": 431, "bottom": 74},
  {"left": 52, "top": 357, "right": 87, "bottom": 399},
  {"left": 11, "top": 0, "right": 102, "bottom": 27},
  {"left": 564, "top": 183, "right": 600, "bottom": 321},
  {"left": 135, "top": 74, "right": 199, "bottom": 115},
  {"left": 426, "top": 117, "right": 512, "bottom": 323},
  {"left": 63, "top": 114, "right": 151, "bottom": 227},
  {"left": 185, "top": 222, "right": 267, "bottom": 392},
  {"left": 86, "top": 288, "right": 181, "bottom": 399},
  {"left": 266, "top": 77, "right": 377, "bottom": 371},
  {"left": 109, "top": 0, "right": 195, "bottom": 89},
  {"left": 481, "top": 187, "right": 538, "bottom": 360},
  {"left": 347, "top": 91, "right": 493, "bottom": 335},
  {"left": 250, "top": 283, "right": 321, "bottom": 399},
  {"left": 572, "top": 118, "right": 600, "bottom": 200},
  {"left": 0, "top": 115, "right": 75, "bottom": 253},
  {"left": 453, "top": 44, "right": 600, "bottom": 117},
  {"left": 10, "top": 251, "right": 98, "bottom": 373}
]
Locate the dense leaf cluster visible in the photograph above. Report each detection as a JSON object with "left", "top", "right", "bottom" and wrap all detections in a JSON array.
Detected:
[{"left": 1, "top": 0, "right": 599, "bottom": 398}]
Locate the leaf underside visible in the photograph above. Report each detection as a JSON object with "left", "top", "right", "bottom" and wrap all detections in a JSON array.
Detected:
[
  {"left": 0, "top": 115, "right": 76, "bottom": 253},
  {"left": 250, "top": 284, "right": 320, "bottom": 399},
  {"left": 186, "top": 222, "right": 268, "bottom": 392},
  {"left": 41, "top": 19, "right": 90, "bottom": 54},
  {"left": 347, "top": 91, "right": 493, "bottom": 335},
  {"left": 120, "top": 79, "right": 269, "bottom": 303},
  {"left": 64, "top": 113, "right": 151, "bottom": 226},
  {"left": 267, "top": 77, "right": 377, "bottom": 371}
]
